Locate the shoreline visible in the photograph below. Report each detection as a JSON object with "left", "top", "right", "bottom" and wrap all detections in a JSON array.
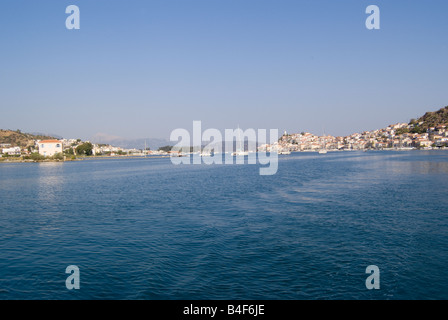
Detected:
[
  {"left": 0, "top": 155, "right": 172, "bottom": 163},
  {"left": 1, "top": 148, "right": 447, "bottom": 164}
]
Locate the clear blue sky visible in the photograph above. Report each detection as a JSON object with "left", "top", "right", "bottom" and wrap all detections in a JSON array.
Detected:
[{"left": 1, "top": 0, "right": 447, "bottom": 140}]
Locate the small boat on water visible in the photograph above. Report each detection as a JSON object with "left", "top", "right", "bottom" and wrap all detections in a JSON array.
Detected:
[
  {"left": 200, "top": 151, "right": 212, "bottom": 157},
  {"left": 170, "top": 152, "right": 184, "bottom": 157},
  {"left": 318, "top": 128, "right": 328, "bottom": 154},
  {"left": 232, "top": 151, "right": 249, "bottom": 156},
  {"left": 278, "top": 149, "right": 291, "bottom": 155},
  {"left": 232, "top": 125, "right": 249, "bottom": 156}
]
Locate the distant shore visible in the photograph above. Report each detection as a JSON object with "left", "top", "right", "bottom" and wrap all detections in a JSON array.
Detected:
[
  {"left": 1, "top": 148, "right": 447, "bottom": 164},
  {"left": 0, "top": 154, "right": 172, "bottom": 163}
]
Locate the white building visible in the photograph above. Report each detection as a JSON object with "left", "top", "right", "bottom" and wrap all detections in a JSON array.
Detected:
[
  {"left": 38, "top": 140, "right": 63, "bottom": 157},
  {"left": 2, "top": 146, "right": 21, "bottom": 155}
]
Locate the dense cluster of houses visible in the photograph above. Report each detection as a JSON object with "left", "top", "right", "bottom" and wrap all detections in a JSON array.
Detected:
[{"left": 260, "top": 123, "right": 448, "bottom": 152}]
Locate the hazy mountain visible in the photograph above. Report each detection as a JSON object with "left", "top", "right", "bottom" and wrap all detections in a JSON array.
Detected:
[{"left": 90, "top": 133, "right": 171, "bottom": 150}]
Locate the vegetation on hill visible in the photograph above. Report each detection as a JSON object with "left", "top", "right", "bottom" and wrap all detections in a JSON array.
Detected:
[
  {"left": 158, "top": 145, "right": 173, "bottom": 152},
  {"left": 410, "top": 106, "right": 448, "bottom": 130},
  {"left": 0, "top": 129, "right": 58, "bottom": 148}
]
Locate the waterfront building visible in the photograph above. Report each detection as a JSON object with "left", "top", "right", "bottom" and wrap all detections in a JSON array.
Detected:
[{"left": 38, "top": 140, "right": 63, "bottom": 157}]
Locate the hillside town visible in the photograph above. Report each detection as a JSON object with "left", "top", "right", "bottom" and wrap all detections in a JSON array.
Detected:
[{"left": 260, "top": 122, "right": 448, "bottom": 152}]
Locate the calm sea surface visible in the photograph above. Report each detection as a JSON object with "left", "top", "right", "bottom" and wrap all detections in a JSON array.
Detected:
[{"left": 1, "top": 151, "right": 447, "bottom": 300}]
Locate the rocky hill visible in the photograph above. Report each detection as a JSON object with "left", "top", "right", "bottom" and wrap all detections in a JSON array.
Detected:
[
  {"left": 0, "top": 130, "right": 58, "bottom": 148},
  {"left": 412, "top": 106, "right": 448, "bottom": 129}
]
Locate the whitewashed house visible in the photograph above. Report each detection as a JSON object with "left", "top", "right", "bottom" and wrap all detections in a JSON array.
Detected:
[
  {"left": 38, "top": 140, "right": 63, "bottom": 157},
  {"left": 2, "top": 146, "right": 21, "bottom": 155}
]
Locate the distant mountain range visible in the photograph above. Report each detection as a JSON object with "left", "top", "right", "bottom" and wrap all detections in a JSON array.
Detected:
[
  {"left": 88, "top": 133, "right": 171, "bottom": 150},
  {"left": 95, "top": 137, "right": 172, "bottom": 150}
]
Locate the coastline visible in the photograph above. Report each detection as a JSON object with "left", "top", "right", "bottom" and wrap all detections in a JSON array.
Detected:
[
  {"left": 1, "top": 148, "right": 447, "bottom": 164},
  {"left": 0, "top": 154, "right": 172, "bottom": 163}
]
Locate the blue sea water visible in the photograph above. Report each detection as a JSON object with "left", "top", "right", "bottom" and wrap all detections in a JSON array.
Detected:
[{"left": 0, "top": 151, "right": 447, "bottom": 300}]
